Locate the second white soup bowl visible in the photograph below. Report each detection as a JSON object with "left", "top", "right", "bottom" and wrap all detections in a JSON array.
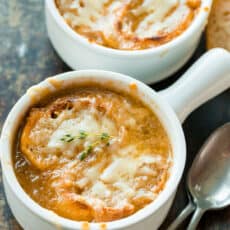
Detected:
[{"left": 45, "top": 0, "right": 213, "bottom": 83}]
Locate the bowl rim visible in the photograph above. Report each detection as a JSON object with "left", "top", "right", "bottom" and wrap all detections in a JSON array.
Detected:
[
  {"left": 0, "top": 70, "right": 186, "bottom": 229},
  {"left": 46, "top": 0, "right": 212, "bottom": 57}
]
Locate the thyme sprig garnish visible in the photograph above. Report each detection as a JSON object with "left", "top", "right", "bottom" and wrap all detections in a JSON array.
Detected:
[
  {"left": 60, "top": 131, "right": 113, "bottom": 160},
  {"left": 100, "top": 132, "right": 110, "bottom": 141},
  {"left": 60, "top": 130, "right": 88, "bottom": 142},
  {"left": 60, "top": 134, "right": 75, "bottom": 142},
  {"left": 78, "top": 130, "right": 88, "bottom": 140},
  {"left": 78, "top": 144, "right": 93, "bottom": 161}
]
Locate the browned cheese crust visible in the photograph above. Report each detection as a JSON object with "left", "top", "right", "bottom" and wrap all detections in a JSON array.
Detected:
[{"left": 55, "top": 0, "right": 201, "bottom": 50}]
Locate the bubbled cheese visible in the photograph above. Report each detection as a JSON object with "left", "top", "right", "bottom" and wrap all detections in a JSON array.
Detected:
[{"left": 47, "top": 109, "right": 117, "bottom": 156}]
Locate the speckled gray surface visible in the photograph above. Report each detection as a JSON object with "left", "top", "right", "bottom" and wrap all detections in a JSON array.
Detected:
[{"left": 0, "top": 0, "right": 229, "bottom": 229}]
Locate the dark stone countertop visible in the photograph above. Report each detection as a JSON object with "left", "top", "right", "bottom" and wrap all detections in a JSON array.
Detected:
[{"left": 0, "top": 1, "right": 229, "bottom": 229}]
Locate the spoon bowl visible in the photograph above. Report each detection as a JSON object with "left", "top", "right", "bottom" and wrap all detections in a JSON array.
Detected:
[
  {"left": 188, "top": 123, "right": 230, "bottom": 210},
  {"left": 168, "top": 123, "right": 230, "bottom": 230}
]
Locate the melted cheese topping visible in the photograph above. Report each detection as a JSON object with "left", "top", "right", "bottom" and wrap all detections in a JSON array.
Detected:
[
  {"left": 48, "top": 110, "right": 117, "bottom": 157},
  {"left": 15, "top": 87, "right": 172, "bottom": 222},
  {"left": 55, "top": 0, "right": 201, "bottom": 50}
]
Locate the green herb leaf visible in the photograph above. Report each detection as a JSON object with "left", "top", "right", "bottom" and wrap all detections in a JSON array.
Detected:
[
  {"left": 78, "top": 151, "right": 87, "bottom": 161},
  {"left": 86, "top": 145, "right": 93, "bottom": 153},
  {"left": 67, "top": 137, "right": 74, "bottom": 142},
  {"left": 61, "top": 131, "right": 112, "bottom": 160},
  {"left": 78, "top": 130, "right": 88, "bottom": 140},
  {"left": 100, "top": 132, "right": 110, "bottom": 141},
  {"left": 60, "top": 134, "right": 75, "bottom": 142},
  {"left": 78, "top": 144, "right": 93, "bottom": 161},
  {"left": 60, "top": 130, "right": 88, "bottom": 143}
]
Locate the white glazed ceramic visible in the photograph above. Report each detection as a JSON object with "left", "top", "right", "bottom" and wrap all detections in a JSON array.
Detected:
[
  {"left": 45, "top": 0, "right": 213, "bottom": 84},
  {"left": 1, "top": 49, "right": 230, "bottom": 230}
]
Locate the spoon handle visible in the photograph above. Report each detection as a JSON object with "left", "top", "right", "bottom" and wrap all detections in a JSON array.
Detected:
[
  {"left": 167, "top": 202, "right": 195, "bottom": 230},
  {"left": 187, "top": 207, "right": 205, "bottom": 230}
]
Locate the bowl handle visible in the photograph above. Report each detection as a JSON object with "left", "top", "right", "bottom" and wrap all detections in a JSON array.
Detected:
[{"left": 159, "top": 48, "right": 230, "bottom": 123}]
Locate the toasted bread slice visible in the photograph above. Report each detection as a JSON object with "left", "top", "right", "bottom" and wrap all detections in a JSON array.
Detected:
[{"left": 206, "top": 0, "right": 230, "bottom": 51}]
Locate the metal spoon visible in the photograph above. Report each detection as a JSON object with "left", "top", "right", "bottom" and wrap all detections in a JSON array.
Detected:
[{"left": 168, "top": 123, "right": 230, "bottom": 230}]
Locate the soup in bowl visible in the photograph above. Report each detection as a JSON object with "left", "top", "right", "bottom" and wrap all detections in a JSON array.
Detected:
[
  {"left": 46, "top": 0, "right": 212, "bottom": 83},
  {"left": 15, "top": 85, "right": 172, "bottom": 222},
  {"left": 55, "top": 0, "right": 201, "bottom": 50},
  {"left": 1, "top": 49, "right": 230, "bottom": 230},
  {"left": 1, "top": 70, "right": 185, "bottom": 230}
]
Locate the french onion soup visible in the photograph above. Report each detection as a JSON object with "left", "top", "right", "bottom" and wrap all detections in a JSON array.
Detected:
[
  {"left": 55, "top": 0, "right": 201, "bottom": 50},
  {"left": 14, "top": 85, "right": 172, "bottom": 222}
]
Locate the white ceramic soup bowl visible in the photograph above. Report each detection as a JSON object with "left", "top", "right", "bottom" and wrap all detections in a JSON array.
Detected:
[
  {"left": 45, "top": 0, "right": 213, "bottom": 84},
  {"left": 1, "top": 49, "right": 230, "bottom": 230}
]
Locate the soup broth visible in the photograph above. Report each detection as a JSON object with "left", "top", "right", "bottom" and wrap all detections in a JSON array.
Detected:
[{"left": 14, "top": 86, "right": 172, "bottom": 222}]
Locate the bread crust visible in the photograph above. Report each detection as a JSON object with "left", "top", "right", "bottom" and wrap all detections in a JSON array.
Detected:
[
  {"left": 206, "top": 0, "right": 230, "bottom": 51},
  {"left": 20, "top": 98, "right": 76, "bottom": 170}
]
